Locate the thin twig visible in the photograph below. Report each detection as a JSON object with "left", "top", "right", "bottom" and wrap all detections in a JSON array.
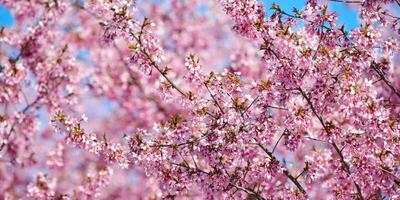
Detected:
[
  {"left": 272, "top": 129, "right": 287, "bottom": 153},
  {"left": 0, "top": 96, "right": 42, "bottom": 152},
  {"left": 265, "top": 105, "right": 289, "bottom": 111},
  {"left": 203, "top": 82, "right": 224, "bottom": 114},
  {"left": 243, "top": 95, "right": 260, "bottom": 115},
  {"left": 229, "top": 182, "right": 266, "bottom": 200},
  {"left": 328, "top": 0, "right": 362, "bottom": 3}
]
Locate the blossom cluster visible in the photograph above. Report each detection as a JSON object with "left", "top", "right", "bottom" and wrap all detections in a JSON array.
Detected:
[{"left": 0, "top": 0, "right": 399, "bottom": 199}]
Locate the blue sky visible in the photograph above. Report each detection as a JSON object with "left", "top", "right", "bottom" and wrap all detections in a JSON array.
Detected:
[
  {"left": 263, "top": 0, "right": 359, "bottom": 29},
  {"left": 0, "top": 5, "right": 13, "bottom": 27},
  {"left": 0, "top": 1, "right": 360, "bottom": 29}
]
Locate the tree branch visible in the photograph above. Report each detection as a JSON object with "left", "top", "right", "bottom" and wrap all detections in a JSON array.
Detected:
[
  {"left": 254, "top": 138, "right": 307, "bottom": 195},
  {"left": 229, "top": 182, "right": 266, "bottom": 200},
  {"left": 371, "top": 62, "right": 400, "bottom": 99},
  {"left": 131, "top": 28, "right": 188, "bottom": 99},
  {"left": 171, "top": 160, "right": 266, "bottom": 199},
  {"left": 272, "top": 129, "right": 287, "bottom": 154},
  {"left": 328, "top": 0, "right": 362, "bottom": 3},
  {"left": 203, "top": 82, "right": 225, "bottom": 114},
  {"left": 298, "top": 87, "right": 364, "bottom": 199},
  {"left": 0, "top": 95, "right": 42, "bottom": 152}
]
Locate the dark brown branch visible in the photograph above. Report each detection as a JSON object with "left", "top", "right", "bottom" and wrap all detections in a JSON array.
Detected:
[
  {"left": 304, "top": 136, "right": 329, "bottom": 143},
  {"left": 328, "top": 0, "right": 362, "bottom": 3},
  {"left": 242, "top": 95, "right": 259, "bottom": 115},
  {"left": 171, "top": 160, "right": 266, "bottom": 199},
  {"left": 0, "top": 95, "right": 42, "bottom": 152},
  {"left": 261, "top": 39, "right": 286, "bottom": 65},
  {"left": 371, "top": 62, "right": 400, "bottom": 99},
  {"left": 131, "top": 30, "right": 188, "bottom": 99},
  {"left": 149, "top": 122, "right": 228, "bottom": 148},
  {"left": 1, "top": 45, "right": 69, "bottom": 153},
  {"left": 332, "top": 142, "right": 350, "bottom": 174},
  {"left": 296, "top": 162, "right": 309, "bottom": 179},
  {"left": 149, "top": 131, "right": 211, "bottom": 148},
  {"left": 254, "top": 138, "right": 307, "bottom": 195},
  {"left": 169, "top": 162, "right": 208, "bottom": 175},
  {"left": 272, "top": 129, "right": 287, "bottom": 153},
  {"left": 229, "top": 182, "right": 266, "bottom": 200},
  {"left": 298, "top": 88, "right": 328, "bottom": 131},
  {"left": 265, "top": 105, "right": 289, "bottom": 111},
  {"left": 298, "top": 87, "right": 364, "bottom": 199},
  {"left": 276, "top": 10, "right": 332, "bottom": 31},
  {"left": 203, "top": 82, "right": 224, "bottom": 114}
]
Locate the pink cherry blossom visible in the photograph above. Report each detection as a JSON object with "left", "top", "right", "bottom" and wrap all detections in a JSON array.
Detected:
[{"left": 0, "top": 0, "right": 399, "bottom": 199}]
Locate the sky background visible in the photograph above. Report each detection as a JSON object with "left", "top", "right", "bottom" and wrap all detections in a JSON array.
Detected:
[
  {"left": 1, "top": 1, "right": 400, "bottom": 29},
  {"left": 0, "top": 5, "right": 13, "bottom": 27},
  {"left": 263, "top": 0, "right": 359, "bottom": 29},
  {"left": 0, "top": 1, "right": 361, "bottom": 29}
]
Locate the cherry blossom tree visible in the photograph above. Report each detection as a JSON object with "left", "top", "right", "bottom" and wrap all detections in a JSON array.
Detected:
[{"left": 0, "top": 0, "right": 399, "bottom": 199}]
